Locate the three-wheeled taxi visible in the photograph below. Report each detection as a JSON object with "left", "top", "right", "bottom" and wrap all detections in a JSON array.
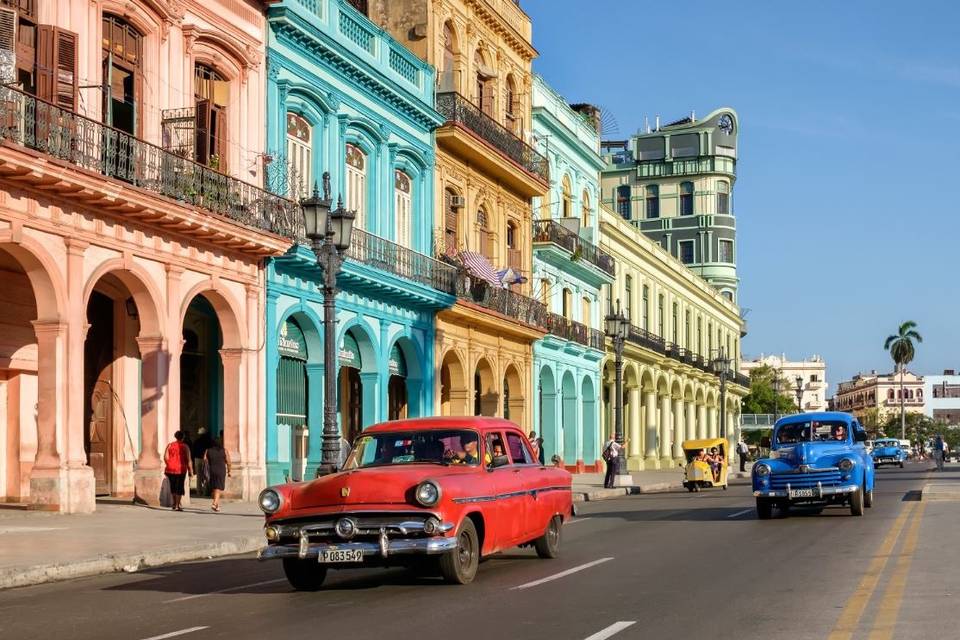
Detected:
[{"left": 682, "top": 438, "right": 729, "bottom": 491}]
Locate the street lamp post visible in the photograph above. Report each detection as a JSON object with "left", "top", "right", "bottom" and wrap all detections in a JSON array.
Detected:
[
  {"left": 794, "top": 376, "right": 804, "bottom": 414},
  {"left": 711, "top": 348, "right": 731, "bottom": 438},
  {"left": 302, "top": 172, "right": 356, "bottom": 474},
  {"left": 604, "top": 299, "right": 631, "bottom": 483}
]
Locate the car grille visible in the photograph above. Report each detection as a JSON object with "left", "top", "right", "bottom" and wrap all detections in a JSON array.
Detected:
[
  {"left": 274, "top": 513, "right": 433, "bottom": 542},
  {"left": 769, "top": 469, "right": 841, "bottom": 489}
]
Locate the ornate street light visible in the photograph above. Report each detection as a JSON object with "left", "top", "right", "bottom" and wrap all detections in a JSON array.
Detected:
[
  {"left": 711, "top": 347, "right": 732, "bottom": 438},
  {"left": 604, "top": 299, "right": 631, "bottom": 483},
  {"left": 303, "top": 172, "right": 356, "bottom": 473},
  {"left": 794, "top": 375, "right": 804, "bottom": 414}
]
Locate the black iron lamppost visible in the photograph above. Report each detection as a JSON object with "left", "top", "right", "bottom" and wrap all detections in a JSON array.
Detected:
[
  {"left": 604, "top": 299, "right": 630, "bottom": 480},
  {"left": 302, "top": 172, "right": 356, "bottom": 473},
  {"left": 794, "top": 376, "right": 804, "bottom": 414},
  {"left": 711, "top": 347, "right": 731, "bottom": 438}
]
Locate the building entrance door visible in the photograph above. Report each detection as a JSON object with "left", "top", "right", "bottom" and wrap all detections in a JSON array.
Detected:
[
  {"left": 388, "top": 344, "right": 407, "bottom": 420},
  {"left": 84, "top": 291, "right": 114, "bottom": 496}
]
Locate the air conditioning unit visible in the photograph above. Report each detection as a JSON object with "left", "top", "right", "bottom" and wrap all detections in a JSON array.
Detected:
[{"left": 449, "top": 195, "right": 466, "bottom": 209}]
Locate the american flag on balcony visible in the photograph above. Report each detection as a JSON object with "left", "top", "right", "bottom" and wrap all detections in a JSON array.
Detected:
[{"left": 459, "top": 251, "right": 504, "bottom": 287}]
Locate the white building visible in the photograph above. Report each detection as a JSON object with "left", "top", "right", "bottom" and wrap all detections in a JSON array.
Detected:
[
  {"left": 925, "top": 370, "right": 960, "bottom": 425},
  {"left": 741, "top": 354, "right": 828, "bottom": 412}
]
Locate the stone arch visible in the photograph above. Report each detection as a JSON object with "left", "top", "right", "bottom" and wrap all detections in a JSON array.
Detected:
[
  {"left": 178, "top": 281, "right": 245, "bottom": 350},
  {"left": 386, "top": 332, "right": 425, "bottom": 419},
  {"left": 336, "top": 315, "right": 380, "bottom": 375},
  {"left": 581, "top": 375, "right": 598, "bottom": 465},
  {"left": 473, "top": 356, "right": 497, "bottom": 416},
  {"left": 561, "top": 370, "right": 578, "bottom": 464},
  {"left": 502, "top": 361, "right": 524, "bottom": 428},
  {"left": 538, "top": 364, "right": 557, "bottom": 461},
  {"left": 275, "top": 304, "right": 324, "bottom": 364},
  {"left": 83, "top": 259, "right": 163, "bottom": 338},
  {"left": 439, "top": 348, "right": 468, "bottom": 416},
  {"left": 0, "top": 239, "right": 65, "bottom": 322}
]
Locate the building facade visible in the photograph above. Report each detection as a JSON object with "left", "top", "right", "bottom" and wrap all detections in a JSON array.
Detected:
[
  {"left": 600, "top": 109, "right": 740, "bottom": 302},
  {"left": 0, "top": 0, "right": 295, "bottom": 511},
  {"left": 833, "top": 370, "right": 925, "bottom": 424},
  {"left": 529, "top": 76, "right": 613, "bottom": 470},
  {"left": 740, "top": 354, "right": 828, "bottom": 412},
  {"left": 263, "top": 0, "right": 455, "bottom": 484},
  {"left": 599, "top": 205, "right": 748, "bottom": 470},
  {"left": 924, "top": 371, "right": 960, "bottom": 425},
  {"left": 373, "top": 0, "right": 550, "bottom": 432}
]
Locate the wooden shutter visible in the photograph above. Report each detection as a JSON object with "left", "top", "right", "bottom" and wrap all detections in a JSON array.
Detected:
[
  {"left": 0, "top": 8, "right": 15, "bottom": 83},
  {"left": 194, "top": 98, "right": 210, "bottom": 165},
  {"left": 37, "top": 25, "right": 77, "bottom": 109},
  {"left": 211, "top": 104, "right": 226, "bottom": 171}
]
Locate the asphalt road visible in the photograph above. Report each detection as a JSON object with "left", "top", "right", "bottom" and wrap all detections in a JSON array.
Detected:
[{"left": 0, "top": 463, "right": 948, "bottom": 640}]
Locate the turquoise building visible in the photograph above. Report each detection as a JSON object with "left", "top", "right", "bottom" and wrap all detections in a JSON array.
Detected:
[
  {"left": 530, "top": 76, "right": 616, "bottom": 471},
  {"left": 264, "top": 0, "right": 453, "bottom": 483}
]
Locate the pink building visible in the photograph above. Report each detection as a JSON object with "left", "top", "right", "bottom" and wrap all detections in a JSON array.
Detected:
[{"left": 0, "top": 0, "right": 296, "bottom": 512}]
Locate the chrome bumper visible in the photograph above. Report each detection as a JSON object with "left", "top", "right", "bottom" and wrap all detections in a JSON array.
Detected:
[
  {"left": 754, "top": 483, "right": 859, "bottom": 498},
  {"left": 258, "top": 536, "right": 458, "bottom": 561}
]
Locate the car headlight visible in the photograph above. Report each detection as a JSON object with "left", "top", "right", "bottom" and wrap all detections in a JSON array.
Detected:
[
  {"left": 258, "top": 488, "right": 282, "bottom": 514},
  {"left": 415, "top": 480, "right": 441, "bottom": 507},
  {"left": 838, "top": 458, "right": 855, "bottom": 472},
  {"left": 754, "top": 463, "right": 771, "bottom": 477}
]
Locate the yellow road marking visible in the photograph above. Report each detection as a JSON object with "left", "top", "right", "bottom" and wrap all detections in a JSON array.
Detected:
[
  {"left": 827, "top": 501, "right": 917, "bottom": 640},
  {"left": 867, "top": 502, "right": 926, "bottom": 639}
]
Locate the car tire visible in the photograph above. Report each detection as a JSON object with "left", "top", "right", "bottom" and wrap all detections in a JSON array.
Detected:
[
  {"left": 282, "top": 558, "right": 328, "bottom": 591},
  {"left": 864, "top": 484, "right": 874, "bottom": 508},
  {"left": 533, "top": 515, "right": 562, "bottom": 559},
  {"left": 439, "top": 518, "right": 480, "bottom": 584},
  {"left": 685, "top": 483, "right": 694, "bottom": 492},
  {"left": 899, "top": 461, "right": 904, "bottom": 469},
  {"left": 850, "top": 486, "right": 865, "bottom": 516},
  {"left": 756, "top": 498, "right": 773, "bottom": 520},
  {"left": 874, "top": 463, "right": 879, "bottom": 469},
  {"left": 722, "top": 484, "right": 728, "bottom": 491}
]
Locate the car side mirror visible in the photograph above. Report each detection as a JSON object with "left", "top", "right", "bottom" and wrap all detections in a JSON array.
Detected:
[{"left": 854, "top": 430, "right": 867, "bottom": 443}]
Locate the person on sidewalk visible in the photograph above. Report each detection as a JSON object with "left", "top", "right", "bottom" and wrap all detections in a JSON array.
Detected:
[
  {"left": 192, "top": 427, "right": 213, "bottom": 496},
  {"left": 601, "top": 436, "right": 627, "bottom": 489},
  {"left": 737, "top": 438, "right": 749, "bottom": 472},
  {"left": 163, "top": 431, "right": 193, "bottom": 511},
  {"left": 934, "top": 434, "right": 945, "bottom": 471},
  {"left": 528, "top": 431, "right": 541, "bottom": 463},
  {"left": 203, "top": 436, "right": 231, "bottom": 512}
]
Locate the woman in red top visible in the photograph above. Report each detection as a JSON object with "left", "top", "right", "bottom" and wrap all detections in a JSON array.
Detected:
[{"left": 164, "top": 431, "right": 193, "bottom": 511}]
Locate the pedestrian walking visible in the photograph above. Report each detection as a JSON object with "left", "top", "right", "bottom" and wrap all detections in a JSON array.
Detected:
[
  {"left": 737, "top": 438, "right": 749, "bottom": 472},
  {"left": 203, "top": 436, "right": 231, "bottom": 512},
  {"left": 527, "top": 431, "right": 541, "bottom": 462},
  {"left": 933, "top": 434, "right": 945, "bottom": 471},
  {"left": 163, "top": 431, "right": 193, "bottom": 511},
  {"left": 192, "top": 427, "right": 213, "bottom": 496},
  {"left": 601, "top": 435, "right": 626, "bottom": 489}
]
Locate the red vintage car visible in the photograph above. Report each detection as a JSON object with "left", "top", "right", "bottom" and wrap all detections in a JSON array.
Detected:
[{"left": 257, "top": 417, "right": 573, "bottom": 590}]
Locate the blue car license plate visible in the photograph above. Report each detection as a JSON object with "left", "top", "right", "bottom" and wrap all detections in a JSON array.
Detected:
[{"left": 789, "top": 488, "right": 815, "bottom": 498}]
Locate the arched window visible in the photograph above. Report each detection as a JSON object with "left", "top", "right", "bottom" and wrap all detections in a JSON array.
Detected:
[
  {"left": 582, "top": 296, "right": 592, "bottom": 326},
  {"left": 506, "top": 220, "right": 520, "bottom": 270},
  {"left": 505, "top": 74, "right": 520, "bottom": 135},
  {"left": 194, "top": 63, "right": 229, "bottom": 169},
  {"left": 286, "top": 113, "right": 312, "bottom": 199},
  {"left": 474, "top": 49, "right": 494, "bottom": 115},
  {"left": 560, "top": 175, "right": 573, "bottom": 218},
  {"left": 616, "top": 185, "right": 631, "bottom": 219},
  {"left": 441, "top": 21, "right": 457, "bottom": 92},
  {"left": 103, "top": 14, "right": 142, "bottom": 135},
  {"left": 345, "top": 144, "right": 367, "bottom": 231},
  {"left": 394, "top": 170, "right": 412, "bottom": 248},
  {"left": 443, "top": 187, "right": 461, "bottom": 256},
  {"left": 717, "top": 181, "right": 730, "bottom": 214},
  {"left": 645, "top": 185, "right": 660, "bottom": 219},
  {"left": 562, "top": 288, "right": 572, "bottom": 320},
  {"left": 679, "top": 181, "right": 694, "bottom": 216},
  {"left": 581, "top": 190, "right": 591, "bottom": 228},
  {"left": 477, "top": 207, "right": 491, "bottom": 258}
]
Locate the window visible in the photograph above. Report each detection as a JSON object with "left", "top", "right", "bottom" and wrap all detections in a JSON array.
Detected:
[
  {"left": 624, "top": 275, "right": 633, "bottom": 320},
  {"left": 685, "top": 310, "right": 691, "bottom": 348},
  {"left": 286, "top": 113, "right": 312, "bottom": 199},
  {"left": 561, "top": 175, "right": 573, "bottom": 218},
  {"left": 505, "top": 74, "right": 520, "bottom": 134},
  {"left": 811, "top": 374, "right": 819, "bottom": 382},
  {"left": 672, "top": 302, "right": 678, "bottom": 344},
  {"left": 506, "top": 220, "right": 520, "bottom": 269},
  {"left": 100, "top": 15, "right": 140, "bottom": 134},
  {"left": 395, "top": 170, "right": 412, "bottom": 248},
  {"left": 476, "top": 207, "right": 491, "bottom": 258},
  {"left": 616, "top": 185, "right": 631, "bottom": 219},
  {"left": 474, "top": 49, "right": 493, "bottom": 115},
  {"left": 657, "top": 294, "right": 664, "bottom": 337},
  {"left": 581, "top": 190, "right": 591, "bottom": 228},
  {"left": 506, "top": 432, "right": 534, "bottom": 464},
  {"left": 679, "top": 240, "right": 695, "bottom": 265},
  {"left": 34, "top": 24, "right": 79, "bottom": 111},
  {"left": 642, "top": 285, "right": 649, "bottom": 331},
  {"left": 719, "top": 239, "right": 734, "bottom": 263},
  {"left": 562, "top": 288, "right": 572, "bottom": 320},
  {"left": 582, "top": 297, "right": 591, "bottom": 326},
  {"left": 679, "top": 181, "right": 694, "bottom": 216},
  {"left": 540, "top": 279, "right": 551, "bottom": 306},
  {"left": 195, "top": 63, "right": 229, "bottom": 169},
  {"left": 717, "top": 181, "right": 730, "bottom": 214},
  {"left": 645, "top": 185, "right": 659, "bottom": 219},
  {"left": 722, "top": 291, "right": 733, "bottom": 302},
  {"left": 443, "top": 187, "right": 460, "bottom": 256},
  {"left": 697, "top": 317, "right": 703, "bottom": 355},
  {"left": 440, "top": 21, "right": 457, "bottom": 92},
  {"left": 708, "top": 322, "right": 713, "bottom": 354},
  {"left": 346, "top": 143, "right": 367, "bottom": 231}
]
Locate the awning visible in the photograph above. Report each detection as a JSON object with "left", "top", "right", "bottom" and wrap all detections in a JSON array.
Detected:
[{"left": 460, "top": 251, "right": 503, "bottom": 287}]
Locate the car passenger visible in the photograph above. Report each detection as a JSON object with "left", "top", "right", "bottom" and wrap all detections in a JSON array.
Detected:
[
  {"left": 833, "top": 425, "right": 846, "bottom": 441},
  {"left": 446, "top": 434, "right": 481, "bottom": 465},
  {"left": 708, "top": 447, "right": 723, "bottom": 481}
]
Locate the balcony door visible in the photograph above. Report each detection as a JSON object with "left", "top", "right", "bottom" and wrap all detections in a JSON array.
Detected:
[
  {"left": 195, "top": 63, "right": 228, "bottom": 170},
  {"left": 345, "top": 144, "right": 367, "bottom": 232},
  {"left": 101, "top": 15, "right": 141, "bottom": 136}
]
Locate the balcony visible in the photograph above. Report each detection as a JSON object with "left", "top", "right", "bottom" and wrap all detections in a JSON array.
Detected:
[
  {"left": 532, "top": 219, "right": 616, "bottom": 279},
  {"left": 435, "top": 92, "right": 548, "bottom": 197},
  {"left": 0, "top": 86, "right": 299, "bottom": 248},
  {"left": 455, "top": 275, "right": 549, "bottom": 330},
  {"left": 346, "top": 228, "right": 458, "bottom": 296},
  {"left": 626, "top": 324, "right": 666, "bottom": 354},
  {"left": 544, "top": 313, "right": 605, "bottom": 351}
]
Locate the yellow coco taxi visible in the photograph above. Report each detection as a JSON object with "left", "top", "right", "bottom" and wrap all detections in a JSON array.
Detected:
[{"left": 681, "top": 438, "right": 729, "bottom": 492}]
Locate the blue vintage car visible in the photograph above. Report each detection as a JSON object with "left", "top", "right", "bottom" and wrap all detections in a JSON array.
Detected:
[
  {"left": 753, "top": 412, "right": 875, "bottom": 519},
  {"left": 871, "top": 438, "right": 906, "bottom": 468}
]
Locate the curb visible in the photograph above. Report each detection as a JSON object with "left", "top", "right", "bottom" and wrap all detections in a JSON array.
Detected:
[
  {"left": 0, "top": 534, "right": 266, "bottom": 591},
  {"left": 572, "top": 471, "right": 751, "bottom": 503}
]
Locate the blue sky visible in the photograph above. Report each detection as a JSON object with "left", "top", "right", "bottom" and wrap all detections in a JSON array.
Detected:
[{"left": 524, "top": 0, "right": 958, "bottom": 393}]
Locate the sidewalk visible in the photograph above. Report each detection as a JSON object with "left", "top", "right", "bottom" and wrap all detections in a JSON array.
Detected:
[{"left": 0, "top": 468, "right": 748, "bottom": 591}]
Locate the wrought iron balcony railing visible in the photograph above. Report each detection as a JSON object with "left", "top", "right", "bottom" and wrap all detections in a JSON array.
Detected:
[
  {"left": 626, "top": 324, "right": 666, "bottom": 354},
  {"left": 532, "top": 219, "right": 616, "bottom": 276},
  {"left": 436, "top": 92, "right": 549, "bottom": 183},
  {"left": 346, "top": 228, "right": 458, "bottom": 296},
  {"left": 731, "top": 371, "right": 751, "bottom": 388},
  {"left": 0, "top": 86, "right": 300, "bottom": 238},
  {"left": 456, "top": 275, "right": 549, "bottom": 330},
  {"left": 544, "top": 313, "right": 605, "bottom": 350}
]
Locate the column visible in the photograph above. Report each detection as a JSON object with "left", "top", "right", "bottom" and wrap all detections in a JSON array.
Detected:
[
  {"left": 672, "top": 397, "right": 684, "bottom": 461},
  {"left": 659, "top": 394, "right": 672, "bottom": 465},
  {"left": 134, "top": 336, "right": 166, "bottom": 506},
  {"left": 644, "top": 390, "right": 658, "bottom": 465},
  {"left": 628, "top": 386, "right": 642, "bottom": 463},
  {"left": 28, "top": 320, "right": 68, "bottom": 511},
  {"left": 686, "top": 400, "right": 697, "bottom": 444},
  {"left": 709, "top": 407, "right": 719, "bottom": 439},
  {"left": 304, "top": 363, "right": 325, "bottom": 480},
  {"left": 360, "top": 372, "right": 380, "bottom": 428},
  {"left": 697, "top": 404, "right": 708, "bottom": 440},
  {"left": 220, "top": 348, "right": 244, "bottom": 499}
]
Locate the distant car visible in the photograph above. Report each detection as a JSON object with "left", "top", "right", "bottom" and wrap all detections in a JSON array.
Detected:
[
  {"left": 753, "top": 412, "right": 875, "bottom": 519},
  {"left": 872, "top": 438, "right": 906, "bottom": 468},
  {"left": 257, "top": 417, "right": 573, "bottom": 590}
]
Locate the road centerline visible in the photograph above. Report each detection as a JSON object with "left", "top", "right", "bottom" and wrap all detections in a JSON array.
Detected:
[
  {"left": 726, "top": 508, "right": 753, "bottom": 518},
  {"left": 138, "top": 626, "right": 209, "bottom": 640},
  {"left": 867, "top": 502, "right": 927, "bottom": 639},
  {"left": 584, "top": 621, "right": 636, "bottom": 640},
  {"left": 510, "top": 557, "right": 613, "bottom": 590},
  {"left": 163, "top": 578, "right": 286, "bottom": 603}
]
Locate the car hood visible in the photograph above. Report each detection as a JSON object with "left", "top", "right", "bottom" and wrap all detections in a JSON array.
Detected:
[
  {"left": 873, "top": 446, "right": 901, "bottom": 455},
  {"left": 290, "top": 464, "right": 473, "bottom": 510}
]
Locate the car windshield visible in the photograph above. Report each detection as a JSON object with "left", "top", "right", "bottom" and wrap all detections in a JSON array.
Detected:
[
  {"left": 343, "top": 429, "right": 482, "bottom": 469},
  {"left": 776, "top": 420, "right": 850, "bottom": 444}
]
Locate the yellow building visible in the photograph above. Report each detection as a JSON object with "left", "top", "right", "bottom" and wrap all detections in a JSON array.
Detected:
[
  {"left": 599, "top": 205, "right": 748, "bottom": 469},
  {"left": 373, "top": 0, "right": 549, "bottom": 430},
  {"left": 833, "top": 370, "right": 925, "bottom": 425}
]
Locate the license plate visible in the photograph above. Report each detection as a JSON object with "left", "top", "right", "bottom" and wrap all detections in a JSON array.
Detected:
[
  {"left": 789, "top": 488, "right": 815, "bottom": 498},
  {"left": 318, "top": 549, "right": 363, "bottom": 563}
]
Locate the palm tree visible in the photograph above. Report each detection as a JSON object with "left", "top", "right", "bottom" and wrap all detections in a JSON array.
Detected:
[{"left": 884, "top": 321, "right": 922, "bottom": 440}]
